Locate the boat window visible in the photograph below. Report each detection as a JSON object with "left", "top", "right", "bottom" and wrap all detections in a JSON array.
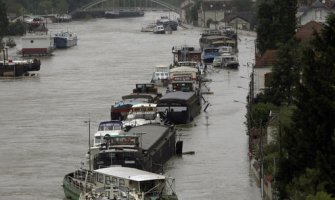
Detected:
[
  {"left": 105, "top": 176, "right": 111, "bottom": 185},
  {"left": 97, "top": 173, "right": 104, "bottom": 183},
  {"left": 95, "top": 136, "right": 102, "bottom": 144},
  {"left": 119, "top": 179, "right": 125, "bottom": 186},
  {"left": 112, "top": 177, "right": 117, "bottom": 185}
]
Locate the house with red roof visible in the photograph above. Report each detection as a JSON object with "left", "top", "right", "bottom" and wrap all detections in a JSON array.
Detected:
[
  {"left": 253, "top": 50, "right": 278, "bottom": 96},
  {"left": 295, "top": 20, "right": 323, "bottom": 45}
]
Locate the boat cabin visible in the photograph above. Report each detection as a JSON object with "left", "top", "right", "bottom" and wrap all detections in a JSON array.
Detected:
[
  {"left": 169, "top": 66, "right": 199, "bottom": 92},
  {"left": 88, "top": 167, "right": 177, "bottom": 200},
  {"left": 172, "top": 46, "right": 202, "bottom": 63},
  {"left": 93, "top": 121, "right": 123, "bottom": 146},
  {"left": 123, "top": 103, "right": 161, "bottom": 127},
  {"left": 151, "top": 65, "right": 169, "bottom": 86}
]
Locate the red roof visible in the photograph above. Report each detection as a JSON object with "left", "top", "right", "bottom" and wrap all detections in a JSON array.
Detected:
[
  {"left": 295, "top": 21, "right": 323, "bottom": 43},
  {"left": 255, "top": 50, "right": 278, "bottom": 68}
]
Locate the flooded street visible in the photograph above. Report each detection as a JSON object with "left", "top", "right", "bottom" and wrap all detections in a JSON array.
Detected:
[{"left": 0, "top": 11, "right": 260, "bottom": 200}]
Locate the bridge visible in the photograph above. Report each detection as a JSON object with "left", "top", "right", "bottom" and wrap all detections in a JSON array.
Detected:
[{"left": 71, "top": 0, "right": 181, "bottom": 17}]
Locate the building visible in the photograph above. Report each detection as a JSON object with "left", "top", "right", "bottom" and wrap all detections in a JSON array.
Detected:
[
  {"left": 223, "top": 11, "right": 256, "bottom": 31},
  {"left": 253, "top": 50, "right": 278, "bottom": 96},
  {"left": 198, "top": 0, "right": 233, "bottom": 28},
  {"left": 295, "top": 20, "right": 323, "bottom": 44},
  {"left": 297, "top": 0, "right": 335, "bottom": 25}
]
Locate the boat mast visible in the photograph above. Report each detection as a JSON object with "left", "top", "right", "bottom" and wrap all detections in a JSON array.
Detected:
[{"left": 85, "top": 114, "right": 92, "bottom": 171}]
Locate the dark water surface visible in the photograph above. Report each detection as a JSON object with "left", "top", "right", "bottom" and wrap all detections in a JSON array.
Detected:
[{"left": 0, "top": 11, "right": 260, "bottom": 200}]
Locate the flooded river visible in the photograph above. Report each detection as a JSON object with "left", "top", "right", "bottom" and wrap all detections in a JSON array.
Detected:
[{"left": 0, "top": 11, "right": 260, "bottom": 200}]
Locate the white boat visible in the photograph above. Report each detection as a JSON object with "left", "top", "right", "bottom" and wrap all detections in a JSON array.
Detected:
[
  {"left": 221, "top": 53, "right": 239, "bottom": 69},
  {"left": 122, "top": 103, "right": 161, "bottom": 128},
  {"left": 78, "top": 167, "right": 178, "bottom": 200},
  {"left": 153, "top": 25, "right": 165, "bottom": 34},
  {"left": 21, "top": 33, "right": 54, "bottom": 57},
  {"left": 151, "top": 65, "right": 169, "bottom": 86},
  {"left": 93, "top": 120, "right": 123, "bottom": 147},
  {"left": 54, "top": 31, "right": 78, "bottom": 49},
  {"left": 141, "top": 23, "right": 156, "bottom": 32}
]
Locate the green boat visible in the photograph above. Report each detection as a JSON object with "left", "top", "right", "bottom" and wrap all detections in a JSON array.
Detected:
[{"left": 62, "top": 169, "right": 94, "bottom": 200}]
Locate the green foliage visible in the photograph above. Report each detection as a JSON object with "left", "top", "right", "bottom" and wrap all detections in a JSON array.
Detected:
[
  {"left": 232, "top": 0, "right": 254, "bottom": 11},
  {"left": 0, "top": 0, "right": 9, "bottom": 48},
  {"left": 307, "top": 192, "right": 335, "bottom": 200},
  {"left": 7, "top": 20, "right": 25, "bottom": 35},
  {"left": 250, "top": 102, "right": 276, "bottom": 127},
  {"left": 277, "top": 13, "right": 335, "bottom": 198},
  {"left": 287, "top": 168, "right": 327, "bottom": 199},
  {"left": 256, "top": 0, "right": 297, "bottom": 54},
  {"left": 268, "top": 39, "right": 301, "bottom": 106},
  {"left": 256, "top": 0, "right": 276, "bottom": 54}
]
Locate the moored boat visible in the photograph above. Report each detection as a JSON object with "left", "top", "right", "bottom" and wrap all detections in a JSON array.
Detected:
[
  {"left": 141, "top": 22, "right": 156, "bottom": 32},
  {"left": 1, "top": 49, "right": 41, "bottom": 76},
  {"left": 89, "top": 123, "right": 177, "bottom": 172},
  {"left": 54, "top": 31, "right": 78, "bottom": 49},
  {"left": 122, "top": 103, "right": 161, "bottom": 128},
  {"left": 221, "top": 53, "right": 239, "bottom": 69},
  {"left": 151, "top": 65, "right": 169, "bottom": 86},
  {"left": 153, "top": 25, "right": 165, "bottom": 34},
  {"left": 93, "top": 120, "right": 123, "bottom": 147},
  {"left": 201, "top": 47, "right": 221, "bottom": 64},
  {"left": 63, "top": 167, "right": 178, "bottom": 200},
  {"left": 21, "top": 33, "right": 54, "bottom": 57},
  {"left": 172, "top": 45, "right": 202, "bottom": 64},
  {"left": 110, "top": 83, "right": 162, "bottom": 121},
  {"left": 157, "top": 91, "right": 201, "bottom": 124},
  {"left": 168, "top": 66, "right": 200, "bottom": 93}
]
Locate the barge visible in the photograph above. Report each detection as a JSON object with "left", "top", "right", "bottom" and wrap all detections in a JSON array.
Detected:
[
  {"left": 89, "top": 123, "right": 177, "bottom": 173},
  {"left": 157, "top": 91, "right": 201, "bottom": 124}
]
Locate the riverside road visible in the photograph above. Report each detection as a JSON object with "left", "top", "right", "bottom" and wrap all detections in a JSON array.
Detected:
[{"left": 0, "top": 11, "right": 260, "bottom": 200}]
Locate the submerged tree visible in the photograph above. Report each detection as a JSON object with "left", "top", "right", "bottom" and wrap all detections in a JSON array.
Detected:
[{"left": 277, "top": 13, "right": 335, "bottom": 198}]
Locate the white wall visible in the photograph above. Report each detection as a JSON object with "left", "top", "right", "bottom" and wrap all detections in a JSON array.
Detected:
[
  {"left": 254, "top": 67, "right": 271, "bottom": 97},
  {"left": 300, "top": 8, "right": 329, "bottom": 25}
]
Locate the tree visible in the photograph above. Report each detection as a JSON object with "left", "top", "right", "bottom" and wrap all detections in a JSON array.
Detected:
[
  {"left": 268, "top": 39, "right": 301, "bottom": 105},
  {"left": 256, "top": 0, "right": 276, "bottom": 54},
  {"left": 256, "top": 0, "right": 297, "bottom": 54},
  {"left": 232, "top": 0, "right": 254, "bottom": 11},
  {"left": 0, "top": 0, "right": 9, "bottom": 49},
  {"left": 277, "top": 13, "right": 335, "bottom": 198}
]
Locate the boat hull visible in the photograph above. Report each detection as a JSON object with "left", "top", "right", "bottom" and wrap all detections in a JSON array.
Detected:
[
  {"left": 62, "top": 175, "right": 82, "bottom": 200},
  {"left": 0, "top": 59, "right": 41, "bottom": 76},
  {"left": 54, "top": 37, "right": 77, "bottom": 48}
]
